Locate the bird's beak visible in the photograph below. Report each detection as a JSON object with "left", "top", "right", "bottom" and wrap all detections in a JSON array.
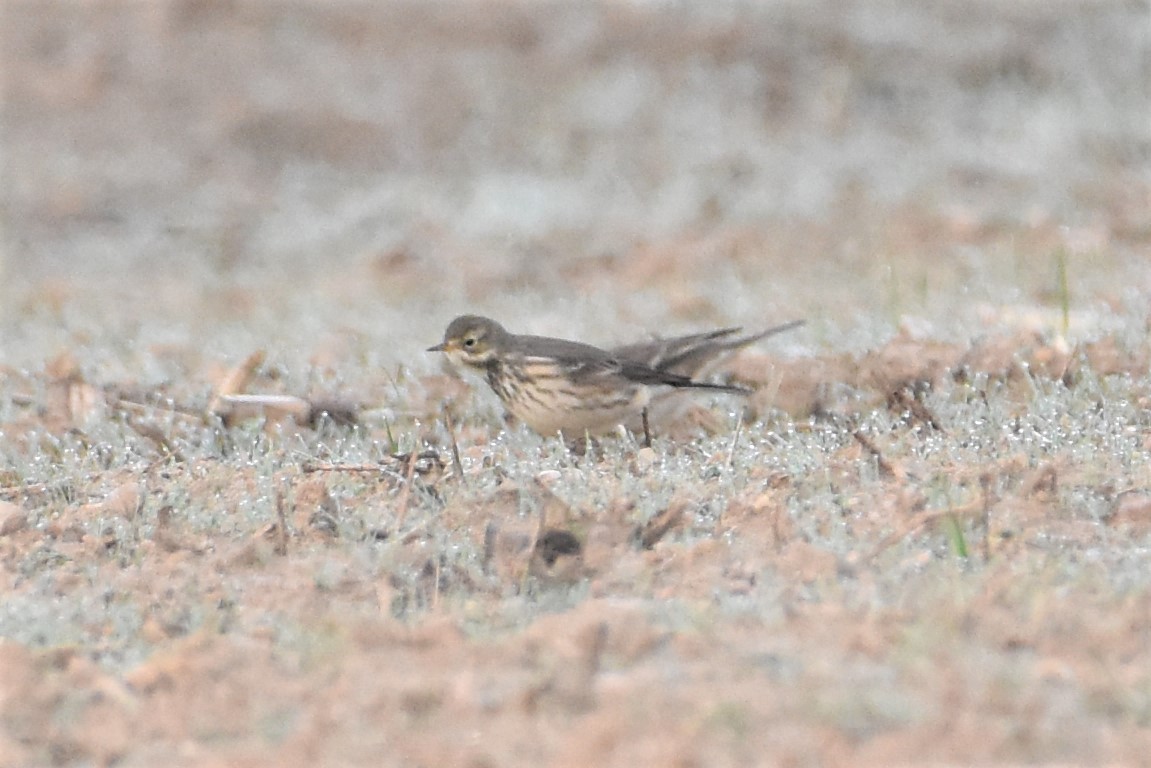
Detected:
[{"left": 427, "top": 342, "right": 446, "bottom": 352}]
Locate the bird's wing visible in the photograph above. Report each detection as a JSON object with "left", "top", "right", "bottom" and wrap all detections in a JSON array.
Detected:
[
  {"left": 613, "top": 320, "right": 805, "bottom": 377},
  {"left": 514, "top": 335, "right": 626, "bottom": 381},
  {"left": 612, "top": 327, "right": 743, "bottom": 370},
  {"left": 514, "top": 332, "right": 751, "bottom": 393}
]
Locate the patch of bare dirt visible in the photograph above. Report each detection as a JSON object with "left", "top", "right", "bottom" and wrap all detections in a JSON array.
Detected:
[{"left": 1, "top": 314, "right": 1151, "bottom": 765}]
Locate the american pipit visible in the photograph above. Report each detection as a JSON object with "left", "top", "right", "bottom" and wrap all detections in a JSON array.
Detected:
[{"left": 428, "top": 315, "right": 801, "bottom": 440}]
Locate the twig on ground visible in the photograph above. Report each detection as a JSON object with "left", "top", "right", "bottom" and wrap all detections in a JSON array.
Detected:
[
  {"left": 392, "top": 445, "right": 420, "bottom": 532},
  {"left": 889, "top": 384, "right": 945, "bottom": 432},
  {"left": 865, "top": 498, "right": 981, "bottom": 563},
  {"left": 853, "top": 430, "right": 901, "bottom": 480},
  {"left": 727, "top": 411, "right": 744, "bottom": 469},
  {"left": 443, "top": 407, "right": 465, "bottom": 482},
  {"left": 273, "top": 488, "right": 290, "bottom": 556},
  {"left": 123, "top": 414, "right": 186, "bottom": 462}
]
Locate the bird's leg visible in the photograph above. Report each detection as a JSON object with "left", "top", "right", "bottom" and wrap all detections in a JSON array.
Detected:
[{"left": 642, "top": 407, "right": 652, "bottom": 448}]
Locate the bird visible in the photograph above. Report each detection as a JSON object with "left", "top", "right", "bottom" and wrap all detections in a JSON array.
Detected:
[{"left": 428, "top": 315, "right": 802, "bottom": 441}]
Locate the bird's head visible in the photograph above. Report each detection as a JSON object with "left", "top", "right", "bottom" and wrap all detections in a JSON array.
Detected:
[{"left": 427, "top": 315, "right": 508, "bottom": 368}]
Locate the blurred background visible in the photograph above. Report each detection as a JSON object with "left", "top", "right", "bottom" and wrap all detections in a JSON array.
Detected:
[{"left": 1, "top": 0, "right": 1149, "bottom": 368}]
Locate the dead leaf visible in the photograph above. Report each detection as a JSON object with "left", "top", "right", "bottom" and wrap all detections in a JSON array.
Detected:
[
  {"left": 211, "top": 393, "right": 312, "bottom": 426},
  {"left": 1111, "top": 493, "right": 1151, "bottom": 528},
  {"left": 0, "top": 501, "right": 28, "bottom": 536},
  {"left": 207, "top": 350, "right": 265, "bottom": 416}
]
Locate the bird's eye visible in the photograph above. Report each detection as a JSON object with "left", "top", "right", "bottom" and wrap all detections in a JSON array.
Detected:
[{"left": 463, "top": 336, "right": 477, "bottom": 348}]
